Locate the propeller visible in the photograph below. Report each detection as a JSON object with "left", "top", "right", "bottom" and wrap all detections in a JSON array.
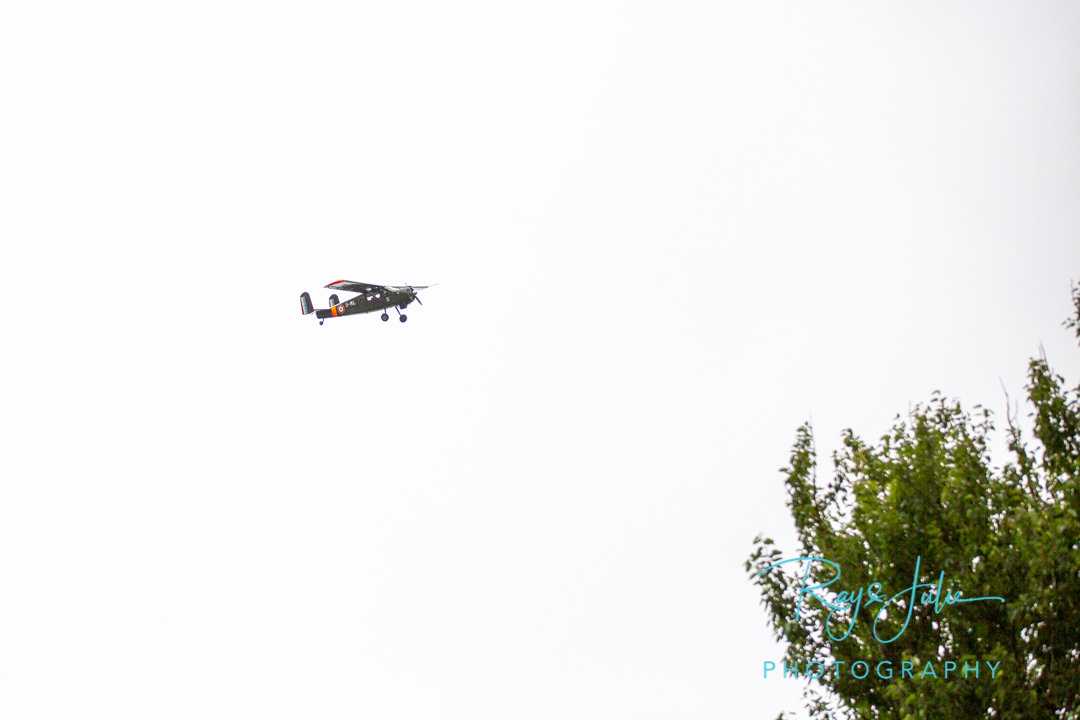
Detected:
[
  {"left": 403, "top": 282, "right": 426, "bottom": 304},
  {"left": 389, "top": 282, "right": 435, "bottom": 306}
]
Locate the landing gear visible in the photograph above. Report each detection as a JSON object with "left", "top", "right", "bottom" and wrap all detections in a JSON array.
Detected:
[
  {"left": 399, "top": 314, "right": 408, "bottom": 323},
  {"left": 381, "top": 313, "right": 389, "bottom": 322},
  {"left": 319, "top": 320, "right": 324, "bottom": 325}
]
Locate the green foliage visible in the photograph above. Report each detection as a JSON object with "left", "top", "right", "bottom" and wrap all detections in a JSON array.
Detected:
[
  {"left": 748, "top": 291, "right": 1080, "bottom": 720},
  {"left": 1064, "top": 282, "right": 1080, "bottom": 345}
]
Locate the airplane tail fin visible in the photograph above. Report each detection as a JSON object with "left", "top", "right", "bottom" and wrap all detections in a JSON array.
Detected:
[{"left": 300, "top": 292, "right": 314, "bottom": 315}]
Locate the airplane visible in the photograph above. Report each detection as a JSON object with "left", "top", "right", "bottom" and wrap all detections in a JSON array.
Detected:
[{"left": 300, "top": 280, "right": 432, "bottom": 325}]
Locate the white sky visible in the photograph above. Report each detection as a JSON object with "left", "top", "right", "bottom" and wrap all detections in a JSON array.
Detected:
[{"left": 2, "top": 2, "right": 1079, "bottom": 718}]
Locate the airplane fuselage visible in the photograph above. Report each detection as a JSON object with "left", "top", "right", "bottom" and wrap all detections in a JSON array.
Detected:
[{"left": 315, "top": 289, "right": 417, "bottom": 320}]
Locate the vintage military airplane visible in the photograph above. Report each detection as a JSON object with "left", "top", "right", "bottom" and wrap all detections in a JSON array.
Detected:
[{"left": 300, "top": 280, "right": 432, "bottom": 324}]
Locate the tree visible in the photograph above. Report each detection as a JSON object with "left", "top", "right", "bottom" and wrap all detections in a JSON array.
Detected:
[{"left": 748, "top": 286, "right": 1080, "bottom": 720}]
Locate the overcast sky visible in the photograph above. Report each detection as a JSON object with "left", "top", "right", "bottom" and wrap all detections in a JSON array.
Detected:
[{"left": 3, "top": 2, "right": 1079, "bottom": 718}]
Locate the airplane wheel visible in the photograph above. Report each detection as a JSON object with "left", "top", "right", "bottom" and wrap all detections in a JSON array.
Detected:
[
  {"left": 399, "top": 314, "right": 408, "bottom": 323},
  {"left": 381, "top": 313, "right": 389, "bottom": 322},
  {"left": 319, "top": 320, "right": 324, "bottom": 325}
]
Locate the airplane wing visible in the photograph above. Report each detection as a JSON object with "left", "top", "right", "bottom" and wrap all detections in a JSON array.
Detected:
[{"left": 325, "top": 280, "right": 389, "bottom": 295}]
